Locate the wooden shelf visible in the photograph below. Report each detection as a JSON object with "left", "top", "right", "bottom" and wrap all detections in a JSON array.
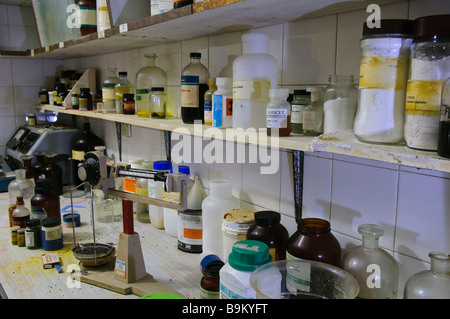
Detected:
[
  {"left": 37, "top": 104, "right": 450, "bottom": 173},
  {"left": 1, "top": 0, "right": 401, "bottom": 59}
]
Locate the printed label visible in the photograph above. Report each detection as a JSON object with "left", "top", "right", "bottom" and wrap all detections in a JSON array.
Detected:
[
  {"left": 266, "top": 108, "right": 288, "bottom": 128},
  {"left": 285, "top": 252, "right": 312, "bottom": 293},
  {"left": 102, "top": 88, "right": 115, "bottom": 101},
  {"left": 200, "top": 288, "right": 220, "bottom": 299},
  {"left": 72, "top": 150, "right": 85, "bottom": 161},
  {"left": 181, "top": 75, "right": 200, "bottom": 108},
  {"left": 115, "top": 258, "right": 126, "bottom": 279},
  {"left": 44, "top": 228, "right": 62, "bottom": 241},
  {"left": 78, "top": 7, "right": 97, "bottom": 27},
  {"left": 25, "top": 231, "right": 35, "bottom": 247},
  {"left": 178, "top": 211, "right": 202, "bottom": 245},
  {"left": 291, "top": 103, "right": 305, "bottom": 124},
  {"left": 79, "top": 98, "right": 88, "bottom": 109},
  {"left": 213, "top": 95, "right": 223, "bottom": 127},
  {"left": 233, "top": 79, "right": 271, "bottom": 102},
  {"left": 359, "top": 56, "right": 408, "bottom": 90},
  {"left": 204, "top": 100, "right": 212, "bottom": 122},
  {"left": 405, "top": 80, "right": 444, "bottom": 116}
]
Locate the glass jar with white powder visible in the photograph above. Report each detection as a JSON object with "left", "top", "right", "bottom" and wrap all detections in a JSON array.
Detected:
[
  {"left": 404, "top": 15, "right": 450, "bottom": 151},
  {"left": 354, "top": 19, "right": 413, "bottom": 144},
  {"left": 323, "top": 74, "right": 358, "bottom": 134}
]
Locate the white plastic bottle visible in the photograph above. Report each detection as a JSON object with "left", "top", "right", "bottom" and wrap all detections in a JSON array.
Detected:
[
  {"left": 202, "top": 179, "right": 240, "bottom": 260},
  {"left": 212, "top": 77, "right": 233, "bottom": 128},
  {"left": 233, "top": 33, "right": 278, "bottom": 130},
  {"left": 148, "top": 160, "right": 171, "bottom": 229}
]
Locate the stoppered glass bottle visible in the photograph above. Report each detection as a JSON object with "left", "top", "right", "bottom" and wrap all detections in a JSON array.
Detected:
[
  {"left": 102, "top": 66, "right": 119, "bottom": 112},
  {"left": 341, "top": 224, "right": 399, "bottom": 299},
  {"left": 303, "top": 87, "right": 324, "bottom": 136}
]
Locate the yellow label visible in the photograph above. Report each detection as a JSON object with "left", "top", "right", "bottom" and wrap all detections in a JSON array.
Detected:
[
  {"left": 233, "top": 79, "right": 271, "bottom": 102},
  {"left": 72, "top": 150, "right": 85, "bottom": 161},
  {"left": 405, "top": 80, "right": 444, "bottom": 116},
  {"left": 359, "top": 56, "right": 408, "bottom": 90}
]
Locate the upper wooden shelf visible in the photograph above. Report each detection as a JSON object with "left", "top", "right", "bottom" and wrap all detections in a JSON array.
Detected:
[
  {"left": 1, "top": 0, "right": 402, "bottom": 59},
  {"left": 37, "top": 104, "right": 450, "bottom": 173}
]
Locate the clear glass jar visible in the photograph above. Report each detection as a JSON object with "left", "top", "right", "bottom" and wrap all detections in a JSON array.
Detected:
[
  {"left": 181, "top": 52, "right": 210, "bottom": 124},
  {"left": 266, "top": 88, "right": 291, "bottom": 137},
  {"left": 323, "top": 74, "right": 358, "bottom": 134},
  {"left": 290, "top": 90, "right": 310, "bottom": 134},
  {"left": 115, "top": 72, "right": 133, "bottom": 113},
  {"left": 341, "top": 224, "right": 399, "bottom": 299},
  {"left": 302, "top": 87, "right": 324, "bottom": 136},
  {"left": 150, "top": 87, "right": 166, "bottom": 119},
  {"left": 404, "top": 252, "right": 450, "bottom": 299},
  {"left": 405, "top": 15, "right": 450, "bottom": 151},
  {"left": 8, "top": 169, "right": 34, "bottom": 210},
  {"left": 102, "top": 66, "right": 119, "bottom": 112},
  {"left": 136, "top": 53, "right": 168, "bottom": 118},
  {"left": 354, "top": 19, "right": 413, "bottom": 145},
  {"left": 438, "top": 78, "right": 450, "bottom": 158}
]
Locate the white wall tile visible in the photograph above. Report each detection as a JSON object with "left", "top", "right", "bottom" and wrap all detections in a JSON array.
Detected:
[
  {"left": 13, "top": 86, "right": 40, "bottom": 115},
  {"left": 159, "top": 41, "right": 181, "bottom": 87},
  {"left": 12, "top": 58, "right": 43, "bottom": 86},
  {"left": 0, "top": 24, "right": 10, "bottom": 49},
  {"left": 0, "top": 116, "right": 17, "bottom": 147},
  {"left": 396, "top": 171, "right": 450, "bottom": 261},
  {"left": 409, "top": 0, "right": 450, "bottom": 18},
  {"left": 283, "top": 15, "right": 337, "bottom": 85},
  {"left": 0, "top": 86, "right": 14, "bottom": 116},
  {"left": 0, "top": 58, "right": 12, "bottom": 86},
  {"left": 208, "top": 31, "right": 242, "bottom": 79}
]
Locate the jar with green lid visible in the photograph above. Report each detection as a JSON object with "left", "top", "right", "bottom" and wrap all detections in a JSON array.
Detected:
[{"left": 219, "top": 240, "right": 272, "bottom": 299}]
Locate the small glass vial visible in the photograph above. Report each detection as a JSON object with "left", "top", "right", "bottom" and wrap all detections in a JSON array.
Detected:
[
  {"left": 341, "top": 224, "right": 399, "bottom": 299},
  {"left": 246, "top": 211, "right": 289, "bottom": 261},
  {"left": 72, "top": 93, "right": 79, "bottom": 109},
  {"left": 79, "top": 88, "right": 93, "bottom": 111},
  {"left": 150, "top": 87, "right": 166, "bottom": 118},
  {"left": 10, "top": 226, "right": 20, "bottom": 245},
  {"left": 25, "top": 219, "right": 42, "bottom": 250},
  {"left": 123, "top": 93, "right": 136, "bottom": 115},
  {"left": 286, "top": 218, "right": 341, "bottom": 267},
  {"left": 291, "top": 90, "right": 310, "bottom": 134},
  {"left": 266, "top": 88, "right": 291, "bottom": 137},
  {"left": 323, "top": 74, "right": 358, "bottom": 134},
  {"left": 404, "top": 251, "right": 450, "bottom": 299},
  {"left": 115, "top": 72, "right": 133, "bottom": 113},
  {"left": 302, "top": 87, "right": 324, "bottom": 136},
  {"left": 204, "top": 78, "right": 217, "bottom": 126},
  {"left": 200, "top": 262, "right": 224, "bottom": 299},
  {"left": 17, "top": 228, "right": 25, "bottom": 247}
]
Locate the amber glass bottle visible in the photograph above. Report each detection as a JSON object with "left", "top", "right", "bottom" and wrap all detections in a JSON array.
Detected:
[
  {"left": 21, "top": 155, "right": 34, "bottom": 181},
  {"left": 31, "top": 179, "right": 61, "bottom": 220},
  {"left": 42, "top": 153, "right": 63, "bottom": 195},
  {"left": 31, "top": 152, "right": 46, "bottom": 181},
  {"left": 246, "top": 211, "right": 289, "bottom": 261},
  {"left": 200, "top": 262, "right": 224, "bottom": 299},
  {"left": 286, "top": 218, "right": 342, "bottom": 267}
]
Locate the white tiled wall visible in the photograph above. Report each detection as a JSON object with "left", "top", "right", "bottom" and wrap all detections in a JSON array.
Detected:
[{"left": 1, "top": 0, "right": 450, "bottom": 298}]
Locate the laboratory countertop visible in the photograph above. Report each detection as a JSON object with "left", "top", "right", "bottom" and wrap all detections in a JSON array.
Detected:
[{"left": 0, "top": 192, "right": 202, "bottom": 299}]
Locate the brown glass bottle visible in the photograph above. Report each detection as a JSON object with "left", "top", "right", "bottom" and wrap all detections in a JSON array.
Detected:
[
  {"left": 286, "top": 218, "right": 341, "bottom": 267},
  {"left": 31, "top": 179, "right": 61, "bottom": 220},
  {"left": 70, "top": 118, "right": 105, "bottom": 187},
  {"left": 12, "top": 196, "right": 31, "bottom": 228},
  {"left": 173, "top": 0, "right": 193, "bottom": 9},
  {"left": 21, "top": 155, "right": 34, "bottom": 181},
  {"left": 31, "top": 152, "right": 46, "bottom": 181},
  {"left": 200, "top": 262, "right": 224, "bottom": 299},
  {"left": 76, "top": 0, "right": 97, "bottom": 36},
  {"left": 42, "top": 153, "right": 63, "bottom": 195},
  {"left": 246, "top": 211, "right": 289, "bottom": 261}
]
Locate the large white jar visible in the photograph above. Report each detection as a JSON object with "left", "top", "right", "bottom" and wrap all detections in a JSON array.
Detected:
[
  {"left": 233, "top": 33, "right": 278, "bottom": 130},
  {"left": 201, "top": 179, "right": 240, "bottom": 260}
]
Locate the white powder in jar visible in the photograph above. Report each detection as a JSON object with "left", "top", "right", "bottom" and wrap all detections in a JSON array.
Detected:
[{"left": 323, "top": 97, "right": 357, "bottom": 133}]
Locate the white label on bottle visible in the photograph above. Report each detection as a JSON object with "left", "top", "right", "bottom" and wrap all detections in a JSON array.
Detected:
[
  {"left": 78, "top": 7, "right": 97, "bottom": 27},
  {"left": 181, "top": 75, "right": 200, "bottom": 108},
  {"left": 102, "top": 88, "right": 115, "bottom": 101},
  {"left": 303, "top": 110, "right": 316, "bottom": 131},
  {"left": 291, "top": 103, "right": 305, "bottom": 124},
  {"left": 233, "top": 79, "right": 270, "bottom": 102},
  {"left": 219, "top": 272, "right": 255, "bottom": 299},
  {"left": 266, "top": 108, "right": 288, "bottom": 128},
  {"left": 285, "top": 252, "right": 312, "bottom": 293}
]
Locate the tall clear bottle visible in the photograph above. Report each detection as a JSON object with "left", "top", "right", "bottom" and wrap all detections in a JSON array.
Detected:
[
  {"left": 404, "top": 252, "right": 450, "bottom": 299},
  {"left": 233, "top": 33, "right": 278, "bottom": 130},
  {"left": 115, "top": 72, "right": 133, "bottom": 113},
  {"left": 136, "top": 53, "right": 168, "bottom": 118},
  {"left": 181, "top": 52, "right": 210, "bottom": 124},
  {"left": 8, "top": 169, "right": 34, "bottom": 211},
  {"left": 102, "top": 66, "right": 119, "bottom": 113},
  {"left": 341, "top": 224, "right": 399, "bottom": 299}
]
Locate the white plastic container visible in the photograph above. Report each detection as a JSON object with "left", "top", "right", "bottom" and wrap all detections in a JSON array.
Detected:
[
  {"left": 212, "top": 77, "right": 233, "bottom": 128},
  {"left": 233, "top": 33, "right": 278, "bottom": 130},
  {"left": 219, "top": 240, "right": 272, "bottom": 299},
  {"left": 148, "top": 160, "right": 171, "bottom": 229},
  {"left": 202, "top": 180, "right": 240, "bottom": 260},
  {"left": 222, "top": 208, "right": 256, "bottom": 263}
]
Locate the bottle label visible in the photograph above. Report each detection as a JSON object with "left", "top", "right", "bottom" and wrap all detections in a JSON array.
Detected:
[
  {"left": 204, "top": 100, "right": 212, "bottom": 122},
  {"left": 359, "top": 55, "right": 408, "bottom": 90},
  {"left": 200, "top": 287, "right": 220, "bottom": 299},
  {"left": 266, "top": 108, "right": 288, "bottom": 128},
  {"left": 213, "top": 95, "right": 223, "bottom": 127},
  {"left": 233, "top": 79, "right": 270, "bottom": 102},
  {"left": 31, "top": 206, "right": 47, "bottom": 221},
  {"left": 77, "top": 6, "right": 97, "bottom": 28},
  {"left": 291, "top": 103, "right": 305, "bottom": 124},
  {"left": 405, "top": 80, "right": 443, "bottom": 116},
  {"left": 79, "top": 97, "right": 88, "bottom": 110},
  {"left": 102, "top": 87, "right": 115, "bottom": 101},
  {"left": 25, "top": 231, "right": 35, "bottom": 247},
  {"left": 178, "top": 210, "right": 202, "bottom": 250},
  {"left": 44, "top": 227, "right": 62, "bottom": 241},
  {"left": 181, "top": 75, "right": 200, "bottom": 108},
  {"left": 72, "top": 150, "right": 85, "bottom": 161},
  {"left": 285, "top": 252, "right": 312, "bottom": 293}
]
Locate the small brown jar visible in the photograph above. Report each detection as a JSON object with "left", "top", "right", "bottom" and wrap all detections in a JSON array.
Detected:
[
  {"left": 42, "top": 153, "right": 63, "bottom": 195},
  {"left": 286, "top": 218, "right": 342, "bottom": 267},
  {"left": 200, "top": 262, "right": 224, "bottom": 299},
  {"left": 79, "top": 88, "right": 93, "bottom": 111},
  {"left": 123, "top": 93, "right": 135, "bottom": 115},
  {"left": 246, "top": 211, "right": 289, "bottom": 261}
]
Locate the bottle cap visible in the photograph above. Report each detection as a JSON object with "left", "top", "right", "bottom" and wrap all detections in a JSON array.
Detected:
[
  {"left": 151, "top": 87, "right": 165, "bottom": 92},
  {"left": 170, "top": 165, "right": 190, "bottom": 175},
  {"left": 254, "top": 211, "right": 281, "bottom": 225},
  {"left": 119, "top": 71, "right": 128, "bottom": 76},
  {"left": 293, "top": 89, "right": 308, "bottom": 96},
  {"left": 203, "top": 261, "right": 224, "bottom": 275},
  {"left": 42, "top": 217, "right": 61, "bottom": 228},
  {"left": 153, "top": 160, "right": 172, "bottom": 171},
  {"left": 412, "top": 14, "right": 450, "bottom": 38},
  {"left": 228, "top": 240, "right": 272, "bottom": 272},
  {"left": 190, "top": 52, "right": 201, "bottom": 58},
  {"left": 26, "top": 219, "right": 41, "bottom": 228}
]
